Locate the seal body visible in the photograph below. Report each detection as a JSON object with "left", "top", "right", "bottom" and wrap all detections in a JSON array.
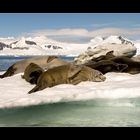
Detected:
[
  {"left": 0, "top": 56, "right": 69, "bottom": 78},
  {"left": 110, "top": 57, "right": 140, "bottom": 74},
  {"left": 28, "top": 64, "right": 106, "bottom": 94},
  {"left": 22, "top": 63, "right": 44, "bottom": 84},
  {"left": 84, "top": 50, "right": 140, "bottom": 74},
  {"left": 70, "top": 65, "right": 106, "bottom": 84},
  {"left": 84, "top": 60, "right": 128, "bottom": 74}
]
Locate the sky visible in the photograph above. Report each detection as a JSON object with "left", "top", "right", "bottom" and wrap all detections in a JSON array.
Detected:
[{"left": 0, "top": 13, "right": 140, "bottom": 42}]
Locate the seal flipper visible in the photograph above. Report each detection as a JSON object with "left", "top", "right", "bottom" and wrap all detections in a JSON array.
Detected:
[
  {"left": 70, "top": 78, "right": 82, "bottom": 85},
  {"left": 0, "top": 65, "right": 17, "bottom": 78},
  {"left": 47, "top": 56, "right": 58, "bottom": 63},
  {"left": 68, "top": 65, "right": 82, "bottom": 79},
  {"left": 28, "top": 84, "right": 46, "bottom": 94},
  {"left": 28, "top": 85, "right": 40, "bottom": 94}
]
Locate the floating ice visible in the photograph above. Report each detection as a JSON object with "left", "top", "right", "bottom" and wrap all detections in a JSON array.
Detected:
[{"left": 0, "top": 71, "right": 140, "bottom": 109}]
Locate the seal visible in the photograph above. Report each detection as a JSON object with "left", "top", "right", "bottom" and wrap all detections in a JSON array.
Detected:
[
  {"left": 110, "top": 56, "right": 140, "bottom": 74},
  {"left": 0, "top": 56, "right": 69, "bottom": 78},
  {"left": 70, "top": 65, "right": 106, "bottom": 84},
  {"left": 86, "top": 51, "right": 140, "bottom": 74},
  {"left": 28, "top": 64, "right": 106, "bottom": 94},
  {"left": 21, "top": 63, "right": 44, "bottom": 84},
  {"left": 84, "top": 60, "right": 128, "bottom": 74}
]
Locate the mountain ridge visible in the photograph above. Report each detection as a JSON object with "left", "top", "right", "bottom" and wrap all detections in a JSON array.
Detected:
[{"left": 0, "top": 35, "right": 138, "bottom": 56}]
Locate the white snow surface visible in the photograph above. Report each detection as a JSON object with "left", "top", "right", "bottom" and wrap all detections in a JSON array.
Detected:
[{"left": 0, "top": 71, "right": 140, "bottom": 109}]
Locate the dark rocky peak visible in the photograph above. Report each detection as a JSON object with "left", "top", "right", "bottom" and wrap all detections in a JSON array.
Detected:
[
  {"left": 0, "top": 42, "right": 10, "bottom": 50},
  {"left": 45, "top": 45, "right": 62, "bottom": 49},
  {"left": 118, "top": 36, "right": 134, "bottom": 45},
  {"left": 25, "top": 40, "right": 37, "bottom": 45},
  {"left": 11, "top": 41, "right": 18, "bottom": 45}
]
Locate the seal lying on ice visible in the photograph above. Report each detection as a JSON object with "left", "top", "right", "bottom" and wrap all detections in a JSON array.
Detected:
[
  {"left": 0, "top": 56, "right": 69, "bottom": 78},
  {"left": 110, "top": 56, "right": 140, "bottom": 74},
  {"left": 84, "top": 60, "right": 128, "bottom": 74},
  {"left": 28, "top": 64, "right": 106, "bottom": 94},
  {"left": 21, "top": 63, "right": 44, "bottom": 84},
  {"left": 85, "top": 51, "right": 140, "bottom": 74}
]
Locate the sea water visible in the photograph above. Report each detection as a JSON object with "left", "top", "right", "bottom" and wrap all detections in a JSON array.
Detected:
[{"left": 0, "top": 56, "right": 140, "bottom": 127}]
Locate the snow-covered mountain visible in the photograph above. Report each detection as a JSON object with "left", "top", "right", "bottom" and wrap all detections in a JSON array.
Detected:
[
  {"left": 133, "top": 40, "right": 140, "bottom": 55},
  {"left": 0, "top": 36, "right": 88, "bottom": 56},
  {"left": 89, "top": 35, "right": 134, "bottom": 48},
  {"left": 0, "top": 35, "right": 139, "bottom": 56}
]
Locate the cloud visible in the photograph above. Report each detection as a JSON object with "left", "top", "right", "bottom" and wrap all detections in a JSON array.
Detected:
[
  {"left": 25, "top": 27, "right": 140, "bottom": 43},
  {"left": 91, "top": 23, "right": 113, "bottom": 28},
  {"left": 89, "top": 28, "right": 140, "bottom": 37},
  {"left": 28, "top": 28, "right": 89, "bottom": 37}
]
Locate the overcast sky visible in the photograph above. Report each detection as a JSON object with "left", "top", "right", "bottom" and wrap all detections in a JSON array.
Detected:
[{"left": 0, "top": 13, "right": 140, "bottom": 42}]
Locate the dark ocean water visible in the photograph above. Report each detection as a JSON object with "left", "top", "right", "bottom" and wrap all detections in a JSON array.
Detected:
[
  {"left": 0, "top": 56, "right": 140, "bottom": 127},
  {"left": 0, "top": 55, "right": 75, "bottom": 71}
]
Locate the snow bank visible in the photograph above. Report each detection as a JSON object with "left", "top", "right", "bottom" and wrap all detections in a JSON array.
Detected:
[{"left": 0, "top": 71, "right": 140, "bottom": 109}]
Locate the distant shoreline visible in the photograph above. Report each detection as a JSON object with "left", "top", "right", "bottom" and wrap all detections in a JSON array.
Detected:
[{"left": 0, "top": 55, "right": 76, "bottom": 59}]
